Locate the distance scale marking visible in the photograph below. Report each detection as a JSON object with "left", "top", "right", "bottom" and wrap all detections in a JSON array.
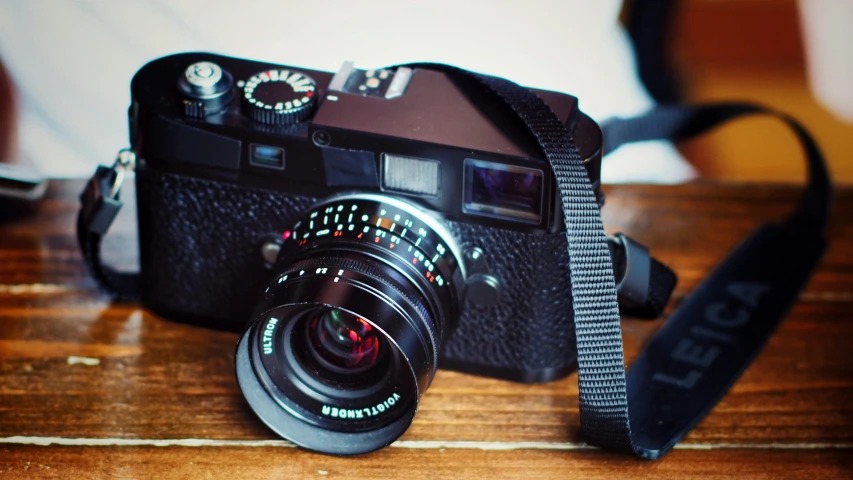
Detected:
[
  {"left": 288, "top": 202, "right": 454, "bottom": 287},
  {"left": 296, "top": 221, "right": 448, "bottom": 287},
  {"left": 306, "top": 221, "right": 448, "bottom": 287}
]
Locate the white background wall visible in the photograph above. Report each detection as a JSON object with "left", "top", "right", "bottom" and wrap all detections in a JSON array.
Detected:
[{"left": 0, "top": 0, "right": 694, "bottom": 182}]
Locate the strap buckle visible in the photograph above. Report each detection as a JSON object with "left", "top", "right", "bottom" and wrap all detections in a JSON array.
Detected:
[{"left": 79, "top": 149, "right": 136, "bottom": 236}]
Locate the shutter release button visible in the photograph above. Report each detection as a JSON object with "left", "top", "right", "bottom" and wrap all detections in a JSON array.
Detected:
[
  {"left": 178, "top": 61, "right": 234, "bottom": 117},
  {"left": 186, "top": 62, "right": 222, "bottom": 88}
]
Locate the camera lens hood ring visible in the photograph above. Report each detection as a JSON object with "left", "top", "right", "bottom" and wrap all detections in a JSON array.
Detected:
[
  {"left": 236, "top": 255, "right": 438, "bottom": 454},
  {"left": 236, "top": 332, "right": 418, "bottom": 455}
]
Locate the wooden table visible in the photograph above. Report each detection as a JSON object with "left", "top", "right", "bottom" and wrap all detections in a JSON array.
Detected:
[{"left": 0, "top": 180, "right": 851, "bottom": 479}]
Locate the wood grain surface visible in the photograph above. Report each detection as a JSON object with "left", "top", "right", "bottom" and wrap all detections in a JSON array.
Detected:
[{"left": 0, "top": 180, "right": 851, "bottom": 479}]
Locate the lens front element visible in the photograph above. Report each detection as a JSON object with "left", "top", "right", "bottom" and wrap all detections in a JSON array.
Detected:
[{"left": 312, "top": 309, "right": 382, "bottom": 373}]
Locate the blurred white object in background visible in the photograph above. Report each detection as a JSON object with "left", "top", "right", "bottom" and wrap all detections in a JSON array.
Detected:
[
  {"left": 0, "top": 0, "right": 693, "bottom": 183},
  {"left": 799, "top": 0, "right": 853, "bottom": 123}
]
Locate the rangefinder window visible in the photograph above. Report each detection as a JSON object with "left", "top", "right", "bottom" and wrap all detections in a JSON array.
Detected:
[{"left": 463, "top": 159, "right": 543, "bottom": 224}]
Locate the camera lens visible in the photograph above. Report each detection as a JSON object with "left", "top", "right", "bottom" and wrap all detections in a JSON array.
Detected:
[
  {"left": 297, "top": 308, "right": 389, "bottom": 388},
  {"left": 310, "top": 309, "right": 382, "bottom": 373},
  {"left": 235, "top": 194, "right": 464, "bottom": 455}
]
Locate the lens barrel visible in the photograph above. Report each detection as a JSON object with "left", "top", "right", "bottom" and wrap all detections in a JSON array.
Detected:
[{"left": 235, "top": 194, "right": 463, "bottom": 454}]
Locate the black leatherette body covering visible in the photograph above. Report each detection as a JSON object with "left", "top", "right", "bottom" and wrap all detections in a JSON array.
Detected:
[{"left": 136, "top": 168, "right": 577, "bottom": 379}]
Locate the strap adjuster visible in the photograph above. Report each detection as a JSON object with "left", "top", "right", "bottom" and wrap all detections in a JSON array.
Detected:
[
  {"left": 79, "top": 149, "right": 135, "bottom": 236},
  {"left": 613, "top": 233, "right": 651, "bottom": 308}
]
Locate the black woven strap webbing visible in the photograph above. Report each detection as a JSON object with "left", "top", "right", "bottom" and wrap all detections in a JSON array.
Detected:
[
  {"left": 474, "top": 74, "right": 635, "bottom": 450},
  {"left": 458, "top": 71, "right": 635, "bottom": 452}
]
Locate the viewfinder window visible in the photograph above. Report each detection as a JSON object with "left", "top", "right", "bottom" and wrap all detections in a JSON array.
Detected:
[{"left": 463, "top": 159, "right": 543, "bottom": 224}]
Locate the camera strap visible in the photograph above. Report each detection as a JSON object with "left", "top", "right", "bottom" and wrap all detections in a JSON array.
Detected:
[
  {"left": 77, "top": 150, "right": 139, "bottom": 302},
  {"left": 432, "top": 69, "right": 830, "bottom": 459},
  {"left": 76, "top": 65, "right": 831, "bottom": 459}
]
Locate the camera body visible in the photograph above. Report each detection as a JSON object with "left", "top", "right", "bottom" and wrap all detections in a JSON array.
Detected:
[{"left": 131, "top": 53, "right": 603, "bottom": 383}]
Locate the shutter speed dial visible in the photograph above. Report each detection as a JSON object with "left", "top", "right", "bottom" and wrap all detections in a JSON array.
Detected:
[{"left": 242, "top": 69, "right": 317, "bottom": 125}]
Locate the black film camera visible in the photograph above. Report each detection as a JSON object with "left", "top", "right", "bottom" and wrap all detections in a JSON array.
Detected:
[{"left": 129, "top": 52, "right": 605, "bottom": 454}]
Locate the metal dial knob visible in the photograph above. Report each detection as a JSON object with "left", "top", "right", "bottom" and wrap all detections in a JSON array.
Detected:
[
  {"left": 177, "top": 61, "right": 234, "bottom": 118},
  {"left": 241, "top": 69, "right": 317, "bottom": 125}
]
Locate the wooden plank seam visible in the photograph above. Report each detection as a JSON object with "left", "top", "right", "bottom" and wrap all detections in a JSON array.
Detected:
[{"left": 0, "top": 437, "right": 850, "bottom": 451}]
